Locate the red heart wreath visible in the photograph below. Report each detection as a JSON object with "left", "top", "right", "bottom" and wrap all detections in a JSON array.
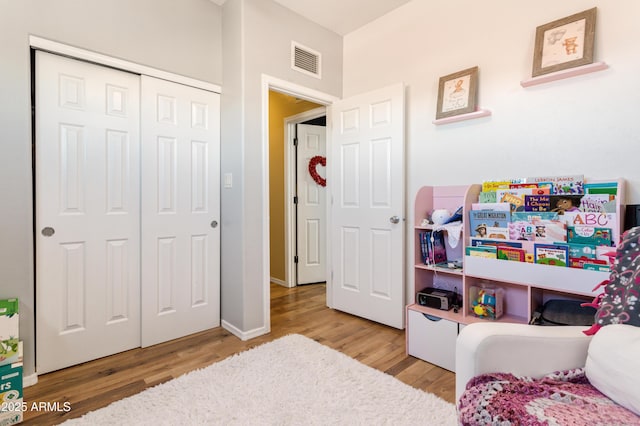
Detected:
[{"left": 308, "top": 155, "right": 326, "bottom": 187}]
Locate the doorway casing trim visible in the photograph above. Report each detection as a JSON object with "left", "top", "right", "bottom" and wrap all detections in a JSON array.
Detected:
[
  {"left": 261, "top": 74, "right": 339, "bottom": 334},
  {"left": 284, "top": 107, "right": 326, "bottom": 289}
]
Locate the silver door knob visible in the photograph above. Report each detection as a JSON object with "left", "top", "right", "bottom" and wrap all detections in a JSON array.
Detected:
[
  {"left": 41, "top": 227, "right": 55, "bottom": 237},
  {"left": 389, "top": 216, "right": 400, "bottom": 224},
  {"left": 210, "top": 220, "right": 218, "bottom": 228}
]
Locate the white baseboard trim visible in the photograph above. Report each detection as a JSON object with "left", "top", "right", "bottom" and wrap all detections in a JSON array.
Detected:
[
  {"left": 23, "top": 373, "right": 38, "bottom": 388},
  {"left": 221, "top": 320, "right": 269, "bottom": 341},
  {"left": 270, "top": 277, "right": 287, "bottom": 287}
]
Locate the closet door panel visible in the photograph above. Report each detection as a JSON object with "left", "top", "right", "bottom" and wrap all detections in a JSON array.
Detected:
[
  {"left": 141, "top": 76, "right": 220, "bottom": 347},
  {"left": 35, "top": 51, "right": 141, "bottom": 374}
]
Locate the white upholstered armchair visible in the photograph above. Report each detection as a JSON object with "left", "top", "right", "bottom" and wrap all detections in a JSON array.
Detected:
[
  {"left": 455, "top": 322, "right": 640, "bottom": 425},
  {"left": 455, "top": 322, "right": 592, "bottom": 403}
]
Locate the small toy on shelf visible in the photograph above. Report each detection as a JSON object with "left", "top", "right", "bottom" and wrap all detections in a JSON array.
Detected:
[
  {"left": 470, "top": 285, "right": 504, "bottom": 320},
  {"left": 431, "top": 209, "right": 451, "bottom": 225}
]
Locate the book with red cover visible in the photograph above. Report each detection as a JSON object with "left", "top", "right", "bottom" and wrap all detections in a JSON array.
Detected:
[{"left": 497, "top": 246, "right": 526, "bottom": 262}]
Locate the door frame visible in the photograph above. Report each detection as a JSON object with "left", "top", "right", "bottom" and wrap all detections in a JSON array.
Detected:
[
  {"left": 261, "top": 75, "right": 338, "bottom": 330},
  {"left": 284, "top": 107, "right": 326, "bottom": 288}
]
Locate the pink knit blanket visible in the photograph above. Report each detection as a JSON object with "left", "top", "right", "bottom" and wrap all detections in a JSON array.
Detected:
[{"left": 458, "top": 368, "right": 640, "bottom": 425}]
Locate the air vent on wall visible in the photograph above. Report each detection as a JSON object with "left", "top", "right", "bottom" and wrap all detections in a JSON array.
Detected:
[{"left": 291, "top": 41, "right": 321, "bottom": 79}]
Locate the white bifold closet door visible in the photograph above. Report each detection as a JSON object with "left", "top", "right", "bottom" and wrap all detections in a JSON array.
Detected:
[
  {"left": 35, "top": 52, "right": 220, "bottom": 373},
  {"left": 140, "top": 76, "right": 220, "bottom": 348},
  {"left": 35, "top": 51, "right": 142, "bottom": 373}
]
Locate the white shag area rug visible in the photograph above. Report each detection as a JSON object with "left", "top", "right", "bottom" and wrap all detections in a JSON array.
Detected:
[{"left": 60, "top": 334, "right": 456, "bottom": 425}]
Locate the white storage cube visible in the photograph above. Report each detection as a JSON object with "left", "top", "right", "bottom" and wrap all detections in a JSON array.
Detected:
[{"left": 407, "top": 308, "right": 458, "bottom": 372}]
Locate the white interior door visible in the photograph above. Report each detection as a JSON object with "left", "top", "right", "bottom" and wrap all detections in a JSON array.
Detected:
[
  {"left": 35, "top": 51, "right": 141, "bottom": 373},
  {"left": 140, "top": 76, "right": 221, "bottom": 347},
  {"left": 330, "top": 83, "right": 405, "bottom": 329},
  {"left": 296, "top": 124, "right": 326, "bottom": 285}
]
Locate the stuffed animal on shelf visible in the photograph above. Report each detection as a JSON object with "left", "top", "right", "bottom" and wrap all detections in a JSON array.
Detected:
[{"left": 430, "top": 209, "right": 451, "bottom": 225}]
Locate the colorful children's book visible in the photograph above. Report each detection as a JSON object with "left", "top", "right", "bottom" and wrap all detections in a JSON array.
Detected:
[
  {"left": 584, "top": 182, "right": 618, "bottom": 196},
  {"left": 471, "top": 202, "right": 510, "bottom": 211},
  {"left": 549, "top": 195, "right": 584, "bottom": 214},
  {"left": 496, "top": 188, "right": 528, "bottom": 198},
  {"left": 534, "top": 243, "right": 569, "bottom": 267},
  {"left": 482, "top": 180, "right": 512, "bottom": 192},
  {"left": 580, "top": 194, "right": 615, "bottom": 213},
  {"left": 571, "top": 257, "right": 607, "bottom": 269},
  {"left": 530, "top": 219, "right": 567, "bottom": 243},
  {"left": 511, "top": 211, "right": 559, "bottom": 222},
  {"left": 508, "top": 221, "right": 535, "bottom": 241},
  {"left": 568, "top": 243, "right": 597, "bottom": 269},
  {"left": 419, "top": 230, "right": 449, "bottom": 265},
  {"left": 583, "top": 262, "right": 610, "bottom": 272},
  {"left": 430, "top": 231, "right": 448, "bottom": 264},
  {"left": 419, "top": 231, "right": 431, "bottom": 265},
  {"left": 497, "top": 188, "right": 546, "bottom": 210},
  {"left": 562, "top": 212, "right": 619, "bottom": 246},
  {"left": 466, "top": 246, "right": 497, "bottom": 259},
  {"left": 497, "top": 246, "right": 526, "bottom": 262},
  {"left": 504, "top": 183, "right": 551, "bottom": 197},
  {"left": 567, "top": 226, "right": 613, "bottom": 247},
  {"left": 469, "top": 210, "right": 511, "bottom": 238},
  {"left": 499, "top": 192, "right": 525, "bottom": 211},
  {"left": 526, "top": 175, "right": 584, "bottom": 195},
  {"left": 524, "top": 195, "right": 550, "bottom": 212},
  {"left": 509, "top": 183, "right": 538, "bottom": 189},
  {"left": 478, "top": 191, "right": 497, "bottom": 203},
  {"left": 485, "top": 227, "right": 509, "bottom": 240},
  {"left": 536, "top": 182, "right": 554, "bottom": 194},
  {"left": 470, "top": 238, "right": 523, "bottom": 249},
  {"left": 568, "top": 243, "right": 597, "bottom": 259}
]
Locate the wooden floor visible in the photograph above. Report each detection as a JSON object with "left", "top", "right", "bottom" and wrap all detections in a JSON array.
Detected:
[{"left": 22, "top": 283, "right": 455, "bottom": 425}]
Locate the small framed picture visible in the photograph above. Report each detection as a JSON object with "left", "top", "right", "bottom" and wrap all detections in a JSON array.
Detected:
[
  {"left": 532, "top": 8, "right": 597, "bottom": 77},
  {"left": 435, "top": 66, "right": 478, "bottom": 120}
]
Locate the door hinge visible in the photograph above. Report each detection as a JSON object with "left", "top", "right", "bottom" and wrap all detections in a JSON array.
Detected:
[
  {"left": 293, "top": 137, "right": 298, "bottom": 147},
  {"left": 294, "top": 255, "right": 299, "bottom": 264},
  {"left": 293, "top": 196, "right": 298, "bottom": 204}
]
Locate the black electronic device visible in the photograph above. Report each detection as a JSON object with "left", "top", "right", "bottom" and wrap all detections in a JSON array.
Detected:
[
  {"left": 417, "top": 287, "right": 457, "bottom": 311},
  {"left": 625, "top": 204, "right": 640, "bottom": 230}
]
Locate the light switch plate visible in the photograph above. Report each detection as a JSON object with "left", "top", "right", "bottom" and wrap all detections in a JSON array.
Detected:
[{"left": 224, "top": 173, "right": 233, "bottom": 188}]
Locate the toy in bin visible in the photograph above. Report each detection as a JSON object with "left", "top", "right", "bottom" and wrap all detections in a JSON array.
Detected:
[{"left": 470, "top": 285, "right": 504, "bottom": 320}]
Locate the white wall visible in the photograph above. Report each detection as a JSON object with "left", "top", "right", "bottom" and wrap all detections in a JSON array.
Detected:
[
  {"left": 343, "top": 0, "right": 640, "bottom": 297},
  {"left": 220, "top": 0, "right": 342, "bottom": 334},
  {"left": 0, "top": 0, "right": 222, "bottom": 377}
]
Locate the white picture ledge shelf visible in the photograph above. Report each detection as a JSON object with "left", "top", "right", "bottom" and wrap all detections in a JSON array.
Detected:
[
  {"left": 520, "top": 61, "right": 609, "bottom": 88},
  {"left": 432, "top": 109, "right": 491, "bottom": 125}
]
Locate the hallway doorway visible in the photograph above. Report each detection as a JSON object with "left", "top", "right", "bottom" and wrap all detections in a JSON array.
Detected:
[{"left": 267, "top": 90, "right": 325, "bottom": 287}]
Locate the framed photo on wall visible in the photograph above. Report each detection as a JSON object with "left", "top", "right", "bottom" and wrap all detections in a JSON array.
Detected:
[
  {"left": 435, "top": 66, "right": 478, "bottom": 120},
  {"left": 532, "top": 8, "right": 597, "bottom": 77}
]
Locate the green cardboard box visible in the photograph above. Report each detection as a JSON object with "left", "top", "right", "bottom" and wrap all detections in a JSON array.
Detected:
[
  {"left": 0, "top": 362, "right": 23, "bottom": 426},
  {"left": 0, "top": 300, "right": 19, "bottom": 368}
]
